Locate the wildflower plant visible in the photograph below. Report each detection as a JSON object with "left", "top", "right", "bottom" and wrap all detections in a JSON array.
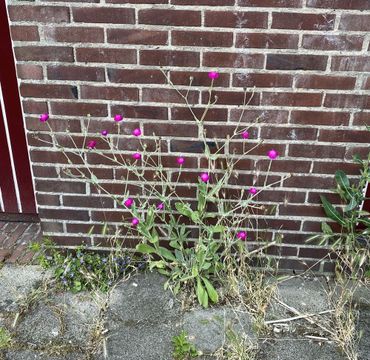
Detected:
[{"left": 37, "top": 70, "right": 287, "bottom": 307}]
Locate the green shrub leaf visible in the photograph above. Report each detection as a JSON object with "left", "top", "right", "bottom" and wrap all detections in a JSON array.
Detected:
[{"left": 320, "top": 195, "right": 346, "bottom": 226}]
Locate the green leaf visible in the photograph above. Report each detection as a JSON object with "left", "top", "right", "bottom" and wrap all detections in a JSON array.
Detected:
[
  {"left": 175, "top": 202, "right": 193, "bottom": 218},
  {"left": 169, "top": 240, "right": 181, "bottom": 250},
  {"left": 158, "top": 247, "right": 176, "bottom": 261},
  {"left": 320, "top": 195, "right": 346, "bottom": 226},
  {"left": 196, "top": 277, "right": 208, "bottom": 308},
  {"left": 211, "top": 225, "right": 226, "bottom": 233},
  {"left": 136, "top": 243, "right": 156, "bottom": 254},
  {"left": 91, "top": 174, "right": 98, "bottom": 183},
  {"left": 344, "top": 197, "right": 358, "bottom": 212},
  {"left": 149, "top": 228, "right": 159, "bottom": 244},
  {"left": 321, "top": 222, "right": 333, "bottom": 235},
  {"left": 202, "top": 278, "right": 219, "bottom": 303},
  {"left": 190, "top": 211, "right": 200, "bottom": 223},
  {"left": 335, "top": 170, "right": 350, "bottom": 189}
]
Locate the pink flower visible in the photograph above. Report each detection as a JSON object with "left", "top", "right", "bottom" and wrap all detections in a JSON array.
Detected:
[
  {"left": 131, "top": 217, "right": 139, "bottom": 227},
  {"left": 200, "top": 173, "right": 210, "bottom": 183},
  {"left": 268, "top": 149, "right": 278, "bottom": 160},
  {"left": 101, "top": 130, "right": 108, "bottom": 136},
  {"left": 157, "top": 203, "right": 164, "bottom": 210},
  {"left": 39, "top": 113, "right": 49, "bottom": 122},
  {"left": 124, "top": 198, "right": 134, "bottom": 208},
  {"left": 237, "top": 231, "right": 247, "bottom": 241},
  {"left": 114, "top": 114, "right": 123, "bottom": 122},
  {"left": 242, "top": 131, "right": 249, "bottom": 139},
  {"left": 132, "top": 128, "right": 141, "bottom": 137},
  {"left": 87, "top": 140, "right": 97, "bottom": 149},
  {"left": 208, "top": 71, "right": 219, "bottom": 80},
  {"left": 177, "top": 157, "right": 185, "bottom": 165},
  {"left": 132, "top": 152, "right": 141, "bottom": 160},
  {"left": 249, "top": 187, "right": 257, "bottom": 195}
]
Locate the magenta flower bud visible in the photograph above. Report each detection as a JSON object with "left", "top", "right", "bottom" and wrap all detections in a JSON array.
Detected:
[
  {"left": 249, "top": 187, "right": 257, "bottom": 195},
  {"left": 131, "top": 217, "right": 139, "bottom": 227},
  {"left": 39, "top": 113, "right": 49, "bottom": 122},
  {"left": 268, "top": 149, "right": 278, "bottom": 160},
  {"left": 132, "top": 128, "right": 141, "bottom": 137},
  {"left": 101, "top": 130, "right": 108, "bottom": 136},
  {"left": 242, "top": 131, "right": 249, "bottom": 139},
  {"left": 208, "top": 71, "right": 219, "bottom": 80},
  {"left": 157, "top": 202, "right": 164, "bottom": 210},
  {"left": 114, "top": 114, "right": 123, "bottom": 122},
  {"left": 200, "top": 173, "right": 210, "bottom": 183},
  {"left": 236, "top": 231, "right": 247, "bottom": 241},
  {"left": 87, "top": 140, "right": 97, "bottom": 149},
  {"left": 177, "top": 157, "right": 185, "bottom": 165},
  {"left": 132, "top": 152, "right": 141, "bottom": 160},
  {"left": 124, "top": 198, "right": 134, "bottom": 208}
]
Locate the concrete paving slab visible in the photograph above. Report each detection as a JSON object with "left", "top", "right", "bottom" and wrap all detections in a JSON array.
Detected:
[{"left": 3, "top": 350, "right": 84, "bottom": 360}]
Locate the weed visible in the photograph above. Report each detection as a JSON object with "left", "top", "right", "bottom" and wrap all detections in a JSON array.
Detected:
[
  {"left": 0, "top": 327, "right": 11, "bottom": 350},
  {"left": 172, "top": 330, "right": 200, "bottom": 360}
]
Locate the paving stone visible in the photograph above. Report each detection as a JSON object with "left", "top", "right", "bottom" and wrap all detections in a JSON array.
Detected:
[
  {"left": 15, "top": 292, "right": 100, "bottom": 347},
  {"left": 258, "top": 339, "right": 346, "bottom": 360},
  {"left": 0, "top": 265, "right": 50, "bottom": 312},
  {"left": 183, "top": 307, "right": 256, "bottom": 354},
  {"left": 358, "top": 308, "right": 370, "bottom": 360},
  {"left": 4, "top": 350, "right": 84, "bottom": 360}
]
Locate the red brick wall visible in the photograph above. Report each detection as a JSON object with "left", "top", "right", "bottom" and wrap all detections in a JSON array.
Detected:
[{"left": 8, "top": 0, "right": 370, "bottom": 272}]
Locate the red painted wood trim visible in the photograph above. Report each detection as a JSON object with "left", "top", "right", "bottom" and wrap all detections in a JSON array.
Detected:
[{"left": 0, "top": 1, "right": 36, "bottom": 214}]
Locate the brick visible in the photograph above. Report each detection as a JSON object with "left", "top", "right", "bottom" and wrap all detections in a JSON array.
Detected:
[
  {"left": 339, "top": 14, "right": 370, "bottom": 31},
  {"left": 353, "top": 112, "right": 370, "bottom": 127},
  {"left": 171, "top": 107, "right": 228, "bottom": 122},
  {"left": 11, "top": 25, "right": 39, "bottom": 41},
  {"left": 256, "top": 159, "right": 311, "bottom": 173},
  {"left": 203, "top": 52, "right": 264, "bottom": 68},
  {"left": 363, "top": 77, "right": 370, "bottom": 90},
  {"left": 8, "top": 5, "right": 70, "bottom": 23},
  {"left": 27, "top": 117, "right": 81, "bottom": 133},
  {"left": 16, "top": 64, "right": 43, "bottom": 80},
  {"left": 229, "top": 142, "right": 286, "bottom": 156},
  {"left": 23, "top": 101, "right": 48, "bottom": 115},
  {"left": 312, "top": 162, "right": 361, "bottom": 175},
  {"left": 60, "top": 166, "right": 114, "bottom": 180},
  {"left": 171, "top": 140, "right": 222, "bottom": 154},
  {"left": 44, "top": 27, "right": 104, "bottom": 43},
  {"left": 236, "top": 33, "right": 298, "bottom": 49},
  {"left": 230, "top": 109, "right": 289, "bottom": 124},
  {"left": 295, "top": 75, "right": 356, "bottom": 90},
  {"left": 63, "top": 196, "right": 114, "bottom": 208},
  {"left": 172, "top": 31, "right": 233, "bottom": 47},
  {"left": 290, "top": 111, "right": 349, "bottom": 126},
  {"left": 39, "top": 208, "right": 89, "bottom": 221},
  {"left": 345, "top": 146, "right": 370, "bottom": 160},
  {"left": 107, "top": 29, "right": 168, "bottom": 45},
  {"left": 144, "top": 123, "right": 198, "bottom": 137},
  {"left": 76, "top": 48, "right": 136, "bottom": 64},
  {"left": 20, "top": 84, "right": 77, "bottom": 99},
  {"left": 261, "top": 127, "right": 318, "bottom": 141},
  {"left": 171, "top": 71, "right": 230, "bottom": 87},
  {"left": 239, "top": 0, "right": 303, "bottom": 6},
  {"left": 111, "top": 105, "right": 168, "bottom": 120},
  {"left": 36, "top": 194, "right": 60, "bottom": 206},
  {"left": 108, "top": 69, "right": 165, "bottom": 84},
  {"left": 202, "top": 90, "right": 260, "bottom": 106},
  {"left": 289, "top": 144, "right": 345, "bottom": 159},
  {"left": 262, "top": 92, "right": 322, "bottom": 107},
  {"left": 284, "top": 175, "right": 334, "bottom": 189},
  {"left": 324, "top": 94, "right": 369, "bottom": 109},
  {"left": 47, "top": 65, "right": 105, "bottom": 82},
  {"left": 236, "top": 73, "right": 293, "bottom": 89},
  {"left": 204, "top": 11, "right": 268, "bottom": 29},
  {"left": 31, "top": 150, "right": 84, "bottom": 165},
  {"left": 331, "top": 57, "right": 370, "bottom": 72},
  {"left": 35, "top": 180, "right": 86, "bottom": 194},
  {"left": 307, "top": 0, "right": 370, "bottom": 10},
  {"left": 319, "top": 130, "right": 370, "bottom": 143},
  {"left": 302, "top": 34, "right": 363, "bottom": 51},
  {"left": 72, "top": 7, "right": 135, "bottom": 24},
  {"left": 138, "top": 9, "right": 200, "bottom": 26},
  {"left": 80, "top": 85, "right": 138, "bottom": 102},
  {"left": 140, "top": 50, "right": 200, "bottom": 67},
  {"left": 173, "top": 0, "right": 234, "bottom": 4},
  {"left": 41, "top": 0, "right": 100, "bottom": 2},
  {"left": 266, "top": 54, "right": 327, "bottom": 71},
  {"left": 142, "top": 88, "right": 199, "bottom": 104},
  {"left": 272, "top": 12, "right": 335, "bottom": 30},
  {"left": 32, "top": 166, "right": 58, "bottom": 178},
  {"left": 51, "top": 102, "right": 108, "bottom": 117},
  {"left": 27, "top": 133, "right": 53, "bottom": 148},
  {"left": 107, "top": 0, "right": 167, "bottom": 3},
  {"left": 15, "top": 46, "right": 73, "bottom": 62}
]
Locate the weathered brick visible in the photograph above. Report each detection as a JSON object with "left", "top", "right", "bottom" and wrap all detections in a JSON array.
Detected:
[
  {"left": 324, "top": 94, "right": 369, "bottom": 109},
  {"left": 295, "top": 75, "right": 356, "bottom": 90},
  {"left": 266, "top": 54, "right": 327, "bottom": 71},
  {"left": 284, "top": 175, "right": 334, "bottom": 189},
  {"left": 171, "top": 107, "right": 228, "bottom": 122},
  {"left": 262, "top": 92, "right": 322, "bottom": 107},
  {"left": 307, "top": 0, "right": 370, "bottom": 10},
  {"left": 11, "top": 26, "right": 39, "bottom": 41},
  {"left": 47, "top": 65, "right": 105, "bottom": 82},
  {"left": 15, "top": 46, "right": 73, "bottom": 62},
  {"left": 302, "top": 34, "right": 363, "bottom": 51},
  {"left": 289, "top": 144, "right": 345, "bottom": 159},
  {"left": 172, "top": 31, "right": 233, "bottom": 47},
  {"left": 239, "top": 0, "right": 303, "bottom": 6},
  {"left": 80, "top": 86, "right": 139, "bottom": 101},
  {"left": 32, "top": 166, "right": 58, "bottom": 178},
  {"left": 51, "top": 102, "right": 108, "bottom": 117},
  {"left": 108, "top": 69, "right": 165, "bottom": 84},
  {"left": 107, "top": 0, "right": 167, "bottom": 3},
  {"left": 256, "top": 159, "right": 311, "bottom": 173},
  {"left": 23, "top": 101, "right": 48, "bottom": 115},
  {"left": 331, "top": 57, "right": 370, "bottom": 72},
  {"left": 36, "top": 194, "right": 60, "bottom": 207},
  {"left": 140, "top": 50, "right": 200, "bottom": 67},
  {"left": 236, "top": 33, "right": 298, "bottom": 49},
  {"left": 353, "top": 112, "right": 370, "bottom": 126},
  {"left": 312, "top": 162, "right": 361, "bottom": 175},
  {"left": 142, "top": 88, "right": 199, "bottom": 104},
  {"left": 8, "top": 5, "right": 70, "bottom": 23},
  {"left": 72, "top": 7, "right": 135, "bottom": 24},
  {"left": 16, "top": 64, "right": 43, "bottom": 80},
  {"left": 173, "top": 0, "right": 234, "bottom": 4},
  {"left": 31, "top": 150, "right": 84, "bottom": 165},
  {"left": 111, "top": 105, "right": 168, "bottom": 120},
  {"left": 20, "top": 84, "right": 77, "bottom": 99},
  {"left": 107, "top": 29, "right": 168, "bottom": 45},
  {"left": 171, "top": 71, "right": 230, "bottom": 87},
  {"left": 76, "top": 48, "right": 136, "bottom": 64},
  {"left": 144, "top": 123, "right": 198, "bottom": 138},
  {"left": 138, "top": 9, "right": 201, "bottom": 26},
  {"left": 272, "top": 12, "right": 335, "bottom": 30},
  {"left": 35, "top": 180, "right": 86, "bottom": 194},
  {"left": 230, "top": 109, "right": 289, "bottom": 124},
  {"left": 63, "top": 196, "right": 114, "bottom": 208},
  {"left": 203, "top": 52, "right": 264, "bottom": 68},
  {"left": 319, "top": 130, "right": 370, "bottom": 143},
  {"left": 339, "top": 14, "right": 370, "bottom": 31},
  {"left": 44, "top": 27, "right": 104, "bottom": 43},
  {"left": 242, "top": 73, "right": 295, "bottom": 88},
  {"left": 261, "top": 127, "right": 318, "bottom": 141},
  {"left": 204, "top": 11, "right": 268, "bottom": 28},
  {"left": 202, "top": 90, "right": 260, "bottom": 106},
  {"left": 290, "top": 111, "right": 349, "bottom": 126}
]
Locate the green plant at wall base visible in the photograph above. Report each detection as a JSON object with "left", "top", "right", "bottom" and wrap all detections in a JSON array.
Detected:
[
  {"left": 310, "top": 152, "right": 370, "bottom": 277},
  {"left": 172, "top": 331, "right": 200, "bottom": 360}
]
